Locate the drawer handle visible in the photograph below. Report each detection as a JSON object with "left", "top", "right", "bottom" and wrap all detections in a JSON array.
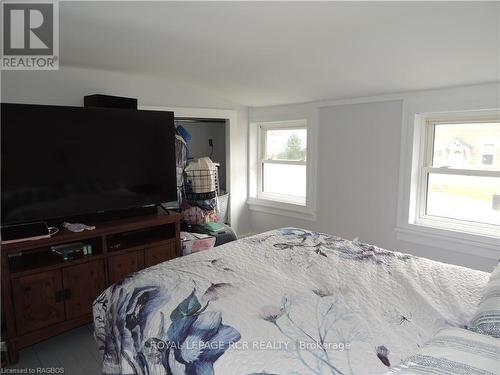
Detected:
[
  {"left": 63, "top": 288, "right": 71, "bottom": 300},
  {"left": 54, "top": 289, "right": 71, "bottom": 302},
  {"left": 54, "top": 290, "right": 63, "bottom": 302}
]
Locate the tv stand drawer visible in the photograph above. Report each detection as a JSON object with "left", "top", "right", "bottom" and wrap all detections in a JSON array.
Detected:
[
  {"left": 145, "top": 242, "right": 177, "bottom": 267},
  {"left": 107, "top": 250, "right": 145, "bottom": 285}
]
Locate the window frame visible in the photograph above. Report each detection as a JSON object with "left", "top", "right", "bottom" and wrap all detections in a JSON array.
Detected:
[
  {"left": 414, "top": 113, "right": 500, "bottom": 237},
  {"left": 479, "top": 142, "right": 496, "bottom": 166},
  {"left": 257, "top": 120, "right": 308, "bottom": 206}
]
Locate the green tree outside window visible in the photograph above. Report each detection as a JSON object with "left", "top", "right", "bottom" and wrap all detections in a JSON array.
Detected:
[{"left": 278, "top": 133, "right": 306, "bottom": 161}]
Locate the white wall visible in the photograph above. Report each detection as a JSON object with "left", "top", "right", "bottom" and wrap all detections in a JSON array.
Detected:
[
  {"left": 247, "top": 83, "right": 500, "bottom": 272},
  {"left": 2, "top": 66, "right": 497, "bottom": 270},
  {"left": 0, "top": 66, "right": 249, "bottom": 233},
  {"left": 1, "top": 66, "right": 239, "bottom": 108}
]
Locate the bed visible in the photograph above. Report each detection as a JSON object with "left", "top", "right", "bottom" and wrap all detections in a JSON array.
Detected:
[{"left": 93, "top": 228, "right": 492, "bottom": 375}]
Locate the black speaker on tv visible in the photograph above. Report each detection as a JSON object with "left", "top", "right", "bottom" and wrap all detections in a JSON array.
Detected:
[{"left": 84, "top": 94, "right": 138, "bottom": 109}]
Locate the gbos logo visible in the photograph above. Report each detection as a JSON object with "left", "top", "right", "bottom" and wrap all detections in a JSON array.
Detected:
[{"left": 2, "top": 1, "right": 59, "bottom": 70}]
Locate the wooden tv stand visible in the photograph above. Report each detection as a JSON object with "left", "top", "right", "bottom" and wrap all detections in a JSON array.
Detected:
[{"left": 1, "top": 208, "right": 181, "bottom": 364}]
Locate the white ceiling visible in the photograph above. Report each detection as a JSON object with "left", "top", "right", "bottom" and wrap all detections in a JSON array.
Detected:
[{"left": 60, "top": 1, "right": 500, "bottom": 107}]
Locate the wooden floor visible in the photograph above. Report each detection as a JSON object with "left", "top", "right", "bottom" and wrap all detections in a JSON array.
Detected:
[{"left": 7, "top": 324, "right": 102, "bottom": 374}]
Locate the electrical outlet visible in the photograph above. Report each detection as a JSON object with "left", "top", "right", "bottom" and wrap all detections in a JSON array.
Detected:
[{"left": 208, "top": 139, "right": 213, "bottom": 147}]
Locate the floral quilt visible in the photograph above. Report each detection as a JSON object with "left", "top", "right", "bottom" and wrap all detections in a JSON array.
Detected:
[{"left": 93, "top": 228, "right": 489, "bottom": 375}]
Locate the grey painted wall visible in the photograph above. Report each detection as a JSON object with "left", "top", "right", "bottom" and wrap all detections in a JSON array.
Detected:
[
  {"left": 247, "top": 95, "right": 499, "bottom": 272},
  {"left": 2, "top": 66, "right": 497, "bottom": 270}
]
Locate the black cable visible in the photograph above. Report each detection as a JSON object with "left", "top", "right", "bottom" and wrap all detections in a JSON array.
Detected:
[
  {"left": 158, "top": 203, "right": 171, "bottom": 214},
  {"left": 209, "top": 139, "right": 214, "bottom": 159}
]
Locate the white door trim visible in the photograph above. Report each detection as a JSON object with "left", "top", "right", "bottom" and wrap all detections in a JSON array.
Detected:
[{"left": 139, "top": 105, "right": 238, "bottom": 228}]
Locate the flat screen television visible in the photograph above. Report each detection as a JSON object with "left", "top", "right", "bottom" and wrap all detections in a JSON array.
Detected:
[{"left": 1, "top": 103, "right": 177, "bottom": 225}]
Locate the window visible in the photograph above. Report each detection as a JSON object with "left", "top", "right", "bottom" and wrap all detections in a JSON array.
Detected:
[
  {"left": 416, "top": 115, "right": 500, "bottom": 234},
  {"left": 258, "top": 120, "right": 307, "bottom": 206},
  {"left": 248, "top": 113, "right": 316, "bottom": 221}
]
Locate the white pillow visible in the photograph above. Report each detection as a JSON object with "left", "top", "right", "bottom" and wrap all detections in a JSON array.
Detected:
[
  {"left": 388, "top": 327, "right": 499, "bottom": 374},
  {"left": 468, "top": 262, "right": 500, "bottom": 338}
]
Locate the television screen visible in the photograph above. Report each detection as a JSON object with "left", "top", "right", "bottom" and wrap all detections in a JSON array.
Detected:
[{"left": 1, "top": 103, "right": 177, "bottom": 224}]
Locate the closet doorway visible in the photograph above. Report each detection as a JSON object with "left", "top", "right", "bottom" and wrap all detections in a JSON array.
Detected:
[
  {"left": 139, "top": 105, "right": 238, "bottom": 230},
  {"left": 175, "top": 118, "right": 227, "bottom": 194}
]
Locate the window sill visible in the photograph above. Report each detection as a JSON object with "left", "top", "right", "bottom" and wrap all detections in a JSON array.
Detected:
[
  {"left": 247, "top": 197, "right": 316, "bottom": 221},
  {"left": 395, "top": 223, "right": 500, "bottom": 260}
]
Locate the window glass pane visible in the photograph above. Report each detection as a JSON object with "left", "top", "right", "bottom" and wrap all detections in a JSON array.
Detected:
[
  {"left": 432, "top": 122, "right": 500, "bottom": 170},
  {"left": 265, "top": 128, "right": 307, "bottom": 161},
  {"left": 426, "top": 173, "right": 500, "bottom": 225},
  {"left": 263, "top": 163, "right": 306, "bottom": 200}
]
